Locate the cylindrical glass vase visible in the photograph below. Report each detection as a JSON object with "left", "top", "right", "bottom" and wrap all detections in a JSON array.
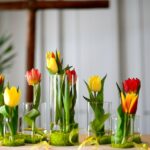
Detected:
[
  {"left": 3, "top": 117, "right": 24, "bottom": 146},
  {"left": 22, "top": 102, "right": 44, "bottom": 144},
  {"left": 49, "top": 74, "right": 78, "bottom": 146},
  {"left": 87, "top": 101, "right": 112, "bottom": 144},
  {"left": 111, "top": 114, "right": 141, "bottom": 148}
]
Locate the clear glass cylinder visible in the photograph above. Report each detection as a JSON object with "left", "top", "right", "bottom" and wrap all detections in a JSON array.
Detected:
[
  {"left": 3, "top": 115, "right": 24, "bottom": 146},
  {"left": 49, "top": 74, "right": 78, "bottom": 146},
  {"left": 111, "top": 114, "right": 141, "bottom": 146},
  {"left": 22, "top": 102, "right": 33, "bottom": 134},
  {"left": 87, "top": 101, "right": 112, "bottom": 136}
]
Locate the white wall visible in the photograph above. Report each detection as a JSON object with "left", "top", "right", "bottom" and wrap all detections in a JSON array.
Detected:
[
  {"left": 0, "top": 10, "right": 28, "bottom": 103},
  {"left": 0, "top": 0, "right": 150, "bottom": 133}
]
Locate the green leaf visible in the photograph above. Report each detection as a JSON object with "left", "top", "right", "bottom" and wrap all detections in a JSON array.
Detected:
[
  {"left": 113, "top": 105, "right": 124, "bottom": 144},
  {"left": 0, "top": 35, "right": 15, "bottom": 73},
  {"left": 70, "top": 84, "right": 77, "bottom": 124},
  {"left": 90, "top": 113, "right": 110, "bottom": 135},
  {"left": 64, "top": 65, "right": 72, "bottom": 72},
  {"left": 116, "top": 82, "right": 121, "bottom": 96},
  {"left": 63, "top": 76, "right": 71, "bottom": 132},
  {"left": 0, "top": 105, "right": 10, "bottom": 118},
  {"left": 83, "top": 96, "right": 91, "bottom": 102},
  {"left": 84, "top": 81, "right": 94, "bottom": 100},
  {"left": 97, "top": 74, "right": 107, "bottom": 102},
  {"left": 69, "top": 128, "right": 79, "bottom": 145},
  {"left": 0, "top": 35, "right": 11, "bottom": 47},
  {"left": 0, "top": 93, "right": 4, "bottom": 106},
  {"left": 24, "top": 108, "right": 40, "bottom": 126},
  {"left": 0, "top": 53, "right": 16, "bottom": 66},
  {"left": 0, "top": 45, "right": 13, "bottom": 58},
  {"left": 12, "top": 106, "right": 18, "bottom": 134}
]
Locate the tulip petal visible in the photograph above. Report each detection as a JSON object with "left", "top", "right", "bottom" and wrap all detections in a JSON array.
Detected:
[
  {"left": 121, "top": 92, "right": 127, "bottom": 113},
  {"left": 47, "top": 58, "right": 58, "bottom": 74},
  {"left": 129, "top": 95, "right": 138, "bottom": 114}
]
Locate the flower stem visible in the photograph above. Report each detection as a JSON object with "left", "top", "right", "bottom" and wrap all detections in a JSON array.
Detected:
[
  {"left": 122, "top": 113, "right": 128, "bottom": 144},
  {"left": 32, "top": 119, "right": 35, "bottom": 137},
  {"left": 7, "top": 121, "right": 14, "bottom": 142}
]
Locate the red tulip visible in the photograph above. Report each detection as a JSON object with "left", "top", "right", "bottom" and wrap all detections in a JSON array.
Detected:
[
  {"left": 25, "top": 68, "right": 41, "bottom": 86},
  {"left": 66, "top": 69, "right": 77, "bottom": 85},
  {"left": 123, "top": 78, "right": 140, "bottom": 93}
]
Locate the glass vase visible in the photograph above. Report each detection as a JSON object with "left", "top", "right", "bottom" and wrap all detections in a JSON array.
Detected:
[
  {"left": 22, "top": 102, "right": 44, "bottom": 144},
  {"left": 87, "top": 101, "right": 112, "bottom": 144},
  {"left": 111, "top": 114, "right": 141, "bottom": 148},
  {"left": 3, "top": 117, "right": 24, "bottom": 146},
  {"left": 49, "top": 74, "right": 78, "bottom": 146}
]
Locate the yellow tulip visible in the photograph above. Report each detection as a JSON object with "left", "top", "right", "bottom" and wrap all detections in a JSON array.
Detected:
[
  {"left": 46, "top": 57, "right": 58, "bottom": 74},
  {"left": 4, "top": 87, "right": 21, "bottom": 107},
  {"left": 88, "top": 75, "right": 102, "bottom": 92}
]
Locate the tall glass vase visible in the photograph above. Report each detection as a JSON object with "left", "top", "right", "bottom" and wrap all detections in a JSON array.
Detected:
[
  {"left": 49, "top": 74, "right": 78, "bottom": 146},
  {"left": 87, "top": 101, "right": 112, "bottom": 144}
]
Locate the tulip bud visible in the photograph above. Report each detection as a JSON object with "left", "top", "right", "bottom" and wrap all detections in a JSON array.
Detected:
[
  {"left": 0, "top": 74, "right": 4, "bottom": 85},
  {"left": 47, "top": 58, "right": 58, "bottom": 74},
  {"left": 26, "top": 68, "right": 41, "bottom": 86},
  {"left": 88, "top": 75, "right": 102, "bottom": 92},
  {"left": 123, "top": 78, "right": 140, "bottom": 94},
  {"left": 4, "top": 86, "right": 21, "bottom": 107},
  {"left": 66, "top": 69, "right": 77, "bottom": 85}
]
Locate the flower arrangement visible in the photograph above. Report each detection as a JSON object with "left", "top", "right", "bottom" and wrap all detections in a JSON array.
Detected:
[
  {"left": 24, "top": 68, "right": 43, "bottom": 143},
  {"left": 111, "top": 78, "right": 141, "bottom": 148},
  {"left": 0, "top": 84, "right": 24, "bottom": 146},
  {"left": 83, "top": 75, "right": 111, "bottom": 144},
  {"left": 46, "top": 51, "right": 78, "bottom": 146}
]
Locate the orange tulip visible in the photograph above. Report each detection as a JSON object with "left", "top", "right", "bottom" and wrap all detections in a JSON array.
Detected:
[
  {"left": 121, "top": 92, "right": 138, "bottom": 114},
  {"left": 25, "top": 68, "right": 41, "bottom": 86},
  {"left": 0, "top": 74, "right": 4, "bottom": 85}
]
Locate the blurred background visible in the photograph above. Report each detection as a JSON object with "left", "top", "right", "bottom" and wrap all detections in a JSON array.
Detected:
[{"left": 0, "top": 0, "right": 150, "bottom": 134}]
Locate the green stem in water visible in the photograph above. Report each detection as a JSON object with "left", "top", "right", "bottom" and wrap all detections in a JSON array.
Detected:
[
  {"left": 7, "top": 121, "right": 14, "bottom": 142},
  {"left": 0, "top": 122, "right": 3, "bottom": 136},
  {"left": 122, "top": 113, "right": 128, "bottom": 144}
]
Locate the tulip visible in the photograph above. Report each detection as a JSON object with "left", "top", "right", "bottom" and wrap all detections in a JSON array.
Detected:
[
  {"left": 123, "top": 78, "right": 140, "bottom": 93},
  {"left": 4, "top": 86, "right": 21, "bottom": 107},
  {"left": 46, "top": 58, "right": 58, "bottom": 74},
  {"left": 0, "top": 74, "right": 4, "bottom": 85},
  {"left": 88, "top": 75, "right": 102, "bottom": 92},
  {"left": 46, "top": 51, "right": 55, "bottom": 59},
  {"left": 46, "top": 51, "right": 59, "bottom": 74},
  {"left": 66, "top": 69, "right": 77, "bottom": 85},
  {"left": 121, "top": 92, "right": 138, "bottom": 114},
  {"left": 26, "top": 68, "right": 41, "bottom": 86}
]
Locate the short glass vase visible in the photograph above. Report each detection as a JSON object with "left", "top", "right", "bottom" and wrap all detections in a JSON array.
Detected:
[
  {"left": 87, "top": 101, "right": 112, "bottom": 144},
  {"left": 111, "top": 115, "right": 141, "bottom": 148},
  {"left": 2, "top": 118, "right": 25, "bottom": 146}
]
